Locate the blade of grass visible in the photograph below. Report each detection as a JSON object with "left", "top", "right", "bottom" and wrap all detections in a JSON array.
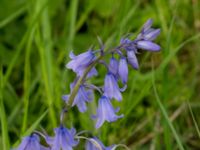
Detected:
[
  {"left": 0, "top": 67, "right": 10, "bottom": 150},
  {"left": 41, "top": 7, "right": 55, "bottom": 105},
  {"left": 162, "top": 12, "right": 177, "bottom": 150},
  {"left": 75, "top": 0, "right": 95, "bottom": 32},
  {"left": 159, "top": 33, "right": 200, "bottom": 71},
  {"left": 118, "top": 0, "right": 140, "bottom": 37},
  {"left": 0, "top": 4, "right": 27, "bottom": 28},
  {"left": 12, "top": 109, "right": 49, "bottom": 148},
  {"left": 35, "top": 27, "right": 57, "bottom": 127},
  {"left": 3, "top": 0, "right": 49, "bottom": 87},
  {"left": 151, "top": 65, "right": 185, "bottom": 150},
  {"left": 140, "top": 33, "right": 200, "bottom": 81},
  {"left": 66, "top": 0, "right": 78, "bottom": 50},
  {"left": 21, "top": 25, "right": 36, "bottom": 133},
  {"left": 187, "top": 101, "right": 200, "bottom": 138},
  {"left": 155, "top": 0, "right": 169, "bottom": 36}
]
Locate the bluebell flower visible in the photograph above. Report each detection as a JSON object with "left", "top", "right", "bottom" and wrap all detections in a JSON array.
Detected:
[
  {"left": 118, "top": 57, "right": 128, "bottom": 84},
  {"left": 119, "top": 19, "right": 160, "bottom": 70},
  {"left": 136, "top": 40, "right": 160, "bottom": 51},
  {"left": 108, "top": 57, "right": 119, "bottom": 77},
  {"left": 92, "top": 96, "right": 124, "bottom": 128},
  {"left": 45, "top": 125, "right": 78, "bottom": 150},
  {"left": 86, "top": 137, "right": 115, "bottom": 150},
  {"left": 119, "top": 38, "right": 139, "bottom": 69},
  {"left": 126, "top": 50, "right": 139, "bottom": 69},
  {"left": 135, "top": 19, "right": 160, "bottom": 51},
  {"left": 15, "top": 134, "right": 49, "bottom": 150},
  {"left": 137, "top": 19, "right": 160, "bottom": 41},
  {"left": 120, "top": 38, "right": 136, "bottom": 52},
  {"left": 62, "top": 84, "right": 94, "bottom": 112},
  {"left": 66, "top": 51, "right": 97, "bottom": 77},
  {"left": 104, "top": 73, "right": 122, "bottom": 101}
]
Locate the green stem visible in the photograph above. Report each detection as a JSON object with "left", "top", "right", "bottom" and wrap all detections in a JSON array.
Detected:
[
  {"left": 66, "top": 44, "right": 125, "bottom": 108},
  {"left": 67, "top": 55, "right": 103, "bottom": 107}
]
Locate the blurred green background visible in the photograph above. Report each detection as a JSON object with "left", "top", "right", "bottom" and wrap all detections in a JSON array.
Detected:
[{"left": 0, "top": 0, "right": 200, "bottom": 149}]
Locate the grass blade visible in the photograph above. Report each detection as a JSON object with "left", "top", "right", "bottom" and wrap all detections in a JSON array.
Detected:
[
  {"left": 0, "top": 66, "right": 10, "bottom": 150},
  {"left": 0, "top": 4, "right": 27, "bottom": 28},
  {"left": 152, "top": 66, "right": 185, "bottom": 150},
  {"left": 187, "top": 101, "right": 200, "bottom": 138},
  {"left": 13, "top": 109, "right": 48, "bottom": 148}
]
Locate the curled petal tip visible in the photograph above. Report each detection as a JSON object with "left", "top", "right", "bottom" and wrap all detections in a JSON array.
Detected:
[{"left": 143, "top": 19, "right": 153, "bottom": 32}]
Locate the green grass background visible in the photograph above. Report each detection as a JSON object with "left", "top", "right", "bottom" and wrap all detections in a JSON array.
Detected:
[{"left": 0, "top": 0, "right": 200, "bottom": 149}]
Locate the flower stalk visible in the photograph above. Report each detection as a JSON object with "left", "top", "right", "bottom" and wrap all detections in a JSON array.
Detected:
[{"left": 66, "top": 54, "right": 103, "bottom": 107}]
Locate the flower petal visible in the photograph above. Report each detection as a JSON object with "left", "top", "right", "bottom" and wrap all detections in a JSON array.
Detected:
[
  {"left": 137, "top": 41, "right": 160, "bottom": 51},
  {"left": 144, "top": 29, "right": 160, "bottom": 41},
  {"left": 127, "top": 50, "right": 139, "bottom": 69},
  {"left": 142, "top": 19, "right": 153, "bottom": 33},
  {"left": 94, "top": 96, "right": 123, "bottom": 128},
  {"left": 104, "top": 73, "right": 122, "bottom": 101},
  {"left": 118, "top": 57, "right": 128, "bottom": 84},
  {"left": 108, "top": 57, "right": 119, "bottom": 76},
  {"left": 46, "top": 126, "right": 78, "bottom": 150}
]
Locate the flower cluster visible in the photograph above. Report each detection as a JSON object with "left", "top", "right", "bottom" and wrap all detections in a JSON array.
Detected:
[
  {"left": 14, "top": 19, "right": 160, "bottom": 150},
  {"left": 15, "top": 130, "right": 114, "bottom": 150},
  {"left": 63, "top": 19, "right": 160, "bottom": 128}
]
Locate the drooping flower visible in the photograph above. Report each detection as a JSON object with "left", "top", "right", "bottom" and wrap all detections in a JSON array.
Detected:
[
  {"left": 119, "top": 38, "right": 139, "bottom": 70},
  {"left": 85, "top": 137, "right": 115, "bottom": 150},
  {"left": 92, "top": 96, "right": 124, "bottom": 128},
  {"left": 118, "top": 19, "right": 160, "bottom": 70},
  {"left": 62, "top": 84, "right": 94, "bottom": 113},
  {"left": 126, "top": 50, "right": 139, "bottom": 70},
  {"left": 136, "top": 40, "right": 160, "bottom": 51},
  {"left": 15, "top": 134, "right": 49, "bottom": 150},
  {"left": 103, "top": 73, "right": 122, "bottom": 101},
  {"left": 45, "top": 125, "right": 78, "bottom": 150},
  {"left": 108, "top": 57, "right": 118, "bottom": 77},
  {"left": 66, "top": 50, "right": 97, "bottom": 77},
  {"left": 118, "top": 57, "right": 128, "bottom": 84}
]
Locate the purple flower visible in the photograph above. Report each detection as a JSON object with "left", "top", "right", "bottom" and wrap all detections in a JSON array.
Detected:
[
  {"left": 120, "top": 38, "right": 131, "bottom": 45},
  {"left": 142, "top": 28, "right": 161, "bottom": 41},
  {"left": 108, "top": 57, "right": 118, "bottom": 77},
  {"left": 45, "top": 125, "right": 78, "bottom": 150},
  {"left": 86, "top": 137, "right": 115, "bottom": 150},
  {"left": 127, "top": 50, "right": 139, "bottom": 69},
  {"left": 142, "top": 19, "right": 153, "bottom": 33},
  {"left": 66, "top": 51, "right": 97, "bottom": 77},
  {"left": 118, "top": 57, "right": 128, "bottom": 84},
  {"left": 135, "top": 19, "right": 160, "bottom": 51},
  {"left": 137, "top": 19, "right": 160, "bottom": 41},
  {"left": 104, "top": 73, "right": 122, "bottom": 101},
  {"left": 136, "top": 40, "right": 160, "bottom": 51},
  {"left": 120, "top": 38, "right": 136, "bottom": 52},
  {"left": 62, "top": 84, "right": 94, "bottom": 112},
  {"left": 76, "top": 67, "right": 98, "bottom": 78},
  {"left": 14, "top": 134, "right": 49, "bottom": 150},
  {"left": 92, "top": 96, "right": 124, "bottom": 128}
]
